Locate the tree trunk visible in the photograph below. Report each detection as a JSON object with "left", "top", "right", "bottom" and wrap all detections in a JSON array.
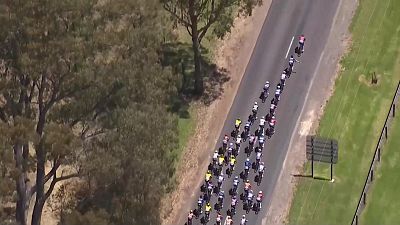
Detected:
[
  {"left": 32, "top": 114, "right": 46, "bottom": 225},
  {"left": 14, "top": 144, "right": 28, "bottom": 225},
  {"left": 31, "top": 143, "right": 45, "bottom": 225},
  {"left": 188, "top": 0, "right": 203, "bottom": 95},
  {"left": 192, "top": 29, "right": 203, "bottom": 95}
]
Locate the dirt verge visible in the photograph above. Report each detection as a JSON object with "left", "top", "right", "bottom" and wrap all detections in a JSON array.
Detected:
[{"left": 160, "top": 1, "right": 273, "bottom": 224}]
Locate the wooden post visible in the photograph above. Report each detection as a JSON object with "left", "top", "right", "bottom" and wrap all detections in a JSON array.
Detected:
[
  {"left": 363, "top": 192, "right": 366, "bottom": 205},
  {"left": 378, "top": 147, "right": 381, "bottom": 162},
  {"left": 330, "top": 140, "right": 334, "bottom": 181},
  {"left": 393, "top": 103, "right": 396, "bottom": 117},
  {"left": 311, "top": 137, "right": 314, "bottom": 178},
  {"left": 385, "top": 126, "right": 388, "bottom": 139},
  {"left": 370, "top": 169, "right": 374, "bottom": 182}
]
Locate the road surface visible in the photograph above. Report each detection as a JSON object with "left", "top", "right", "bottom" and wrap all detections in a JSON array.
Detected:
[{"left": 182, "top": 0, "right": 340, "bottom": 224}]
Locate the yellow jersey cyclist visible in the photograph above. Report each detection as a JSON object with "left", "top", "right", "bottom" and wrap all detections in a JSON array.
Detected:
[
  {"left": 218, "top": 154, "right": 224, "bottom": 166},
  {"left": 205, "top": 202, "right": 212, "bottom": 214},
  {"left": 205, "top": 170, "right": 212, "bottom": 182},
  {"left": 229, "top": 155, "right": 236, "bottom": 168},
  {"left": 235, "top": 118, "right": 242, "bottom": 130}
]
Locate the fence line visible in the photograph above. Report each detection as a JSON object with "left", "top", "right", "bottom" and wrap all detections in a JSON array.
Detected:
[{"left": 351, "top": 80, "right": 400, "bottom": 225}]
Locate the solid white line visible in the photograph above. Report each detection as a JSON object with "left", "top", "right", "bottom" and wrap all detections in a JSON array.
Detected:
[{"left": 285, "top": 36, "right": 295, "bottom": 59}]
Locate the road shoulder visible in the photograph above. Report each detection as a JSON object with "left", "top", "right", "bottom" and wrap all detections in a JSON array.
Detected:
[{"left": 263, "top": 0, "right": 358, "bottom": 224}]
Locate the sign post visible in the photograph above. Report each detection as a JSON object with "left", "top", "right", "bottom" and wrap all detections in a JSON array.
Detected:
[{"left": 306, "top": 136, "right": 338, "bottom": 181}]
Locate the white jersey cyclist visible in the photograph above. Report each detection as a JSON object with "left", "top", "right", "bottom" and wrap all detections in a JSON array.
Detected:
[
  {"left": 258, "top": 163, "right": 265, "bottom": 173},
  {"left": 256, "top": 152, "right": 262, "bottom": 161},
  {"left": 218, "top": 173, "right": 224, "bottom": 183},
  {"left": 260, "top": 117, "right": 266, "bottom": 127},
  {"left": 252, "top": 102, "right": 259, "bottom": 112}
]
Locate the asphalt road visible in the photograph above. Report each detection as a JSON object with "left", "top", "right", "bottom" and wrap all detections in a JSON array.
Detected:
[{"left": 183, "top": 0, "right": 340, "bottom": 224}]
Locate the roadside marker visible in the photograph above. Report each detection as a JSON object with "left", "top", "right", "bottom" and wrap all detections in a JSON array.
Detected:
[{"left": 285, "top": 36, "right": 294, "bottom": 59}]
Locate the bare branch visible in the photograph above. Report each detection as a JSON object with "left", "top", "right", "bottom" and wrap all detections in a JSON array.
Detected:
[
  {"left": 163, "top": 3, "right": 191, "bottom": 28},
  {"left": 29, "top": 160, "right": 61, "bottom": 198},
  {"left": 198, "top": 0, "right": 226, "bottom": 43},
  {"left": 55, "top": 173, "right": 79, "bottom": 183}
]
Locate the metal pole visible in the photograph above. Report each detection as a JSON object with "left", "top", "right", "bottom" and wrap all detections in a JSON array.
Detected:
[
  {"left": 355, "top": 215, "right": 358, "bottom": 225},
  {"left": 331, "top": 163, "right": 333, "bottom": 181}
]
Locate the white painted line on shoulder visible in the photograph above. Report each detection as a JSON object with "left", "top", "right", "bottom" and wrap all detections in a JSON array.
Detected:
[{"left": 285, "top": 36, "right": 295, "bottom": 59}]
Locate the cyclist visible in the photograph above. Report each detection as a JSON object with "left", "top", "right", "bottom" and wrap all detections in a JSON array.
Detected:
[
  {"left": 233, "top": 176, "right": 239, "bottom": 193},
  {"left": 207, "top": 181, "right": 213, "bottom": 196},
  {"left": 259, "top": 116, "right": 266, "bottom": 129},
  {"left": 205, "top": 202, "right": 212, "bottom": 218},
  {"left": 229, "top": 155, "right": 236, "bottom": 171},
  {"left": 247, "top": 189, "right": 254, "bottom": 205},
  {"left": 218, "top": 154, "right": 224, "bottom": 167},
  {"left": 258, "top": 162, "right": 265, "bottom": 178},
  {"left": 256, "top": 151, "right": 262, "bottom": 165},
  {"left": 275, "top": 87, "right": 281, "bottom": 101},
  {"left": 257, "top": 191, "right": 264, "bottom": 202},
  {"left": 263, "top": 81, "right": 270, "bottom": 93},
  {"left": 217, "top": 172, "right": 224, "bottom": 188},
  {"left": 249, "top": 134, "right": 255, "bottom": 148},
  {"left": 188, "top": 210, "right": 194, "bottom": 224},
  {"left": 270, "top": 102, "right": 276, "bottom": 115},
  {"left": 256, "top": 191, "right": 264, "bottom": 209},
  {"left": 244, "top": 180, "right": 251, "bottom": 194},
  {"left": 299, "top": 34, "right": 306, "bottom": 52},
  {"left": 289, "top": 54, "right": 300, "bottom": 69},
  {"left": 236, "top": 134, "right": 242, "bottom": 149},
  {"left": 252, "top": 101, "right": 259, "bottom": 116},
  {"left": 205, "top": 170, "right": 212, "bottom": 183},
  {"left": 269, "top": 116, "right": 276, "bottom": 129},
  {"left": 235, "top": 118, "right": 242, "bottom": 130},
  {"left": 216, "top": 213, "right": 223, "bottom": 225},
  {"left": 259, "top": 135, "right": 265, "bottom": 149},
  {"left": 244, "top": 158, "right": 251, "bottom": 174},
  {"left": 197, "top": 195, "right": 204, "bottom": 213},
  {"left": 227, "top": 145, "right": 233, "bottom": 158},
  {"left": 231, "top": 195, "right": 238, "bottom": 213},
  {"left": 240, "top": 215, "right": 248, "bottom": 225},
  {"left": 244, "top": 121, "right": 251, "bottom": 133},
  {"left": 281, "top": 71, "right": 287, "bottom": 87},
  {"left": 218, "top": 190, "right": 225, "bottom": 206},
  {"left": 223, "top": 134, "right": 229, "bottom": 148},
  {"left": 213, "top": 150, "right": 218, "bottom": 164},
  {"left": 226, "top": 216, "right": 233, "bottom": 225}
]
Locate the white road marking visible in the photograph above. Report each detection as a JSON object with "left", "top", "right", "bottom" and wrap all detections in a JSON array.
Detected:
[{"left": 285, "top": 36, "right": 295, "bottom": 59}]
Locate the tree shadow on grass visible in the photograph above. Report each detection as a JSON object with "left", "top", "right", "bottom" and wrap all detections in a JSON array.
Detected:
[{"left": 162, "top": 42, "right": 230, "bottom": 117}]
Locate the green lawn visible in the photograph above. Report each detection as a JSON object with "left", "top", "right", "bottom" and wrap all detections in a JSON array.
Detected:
[
  {"left": 360, "top": 114, "right": 400, "bottom": 225},
  {"left": 288, "top": 0, "right": 400, "bottom": 224}
]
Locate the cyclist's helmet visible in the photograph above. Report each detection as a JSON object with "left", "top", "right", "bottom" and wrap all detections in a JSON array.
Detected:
[
  {"left": 246, "top": 158, "right": 250, "bottom": 162},
  {"left": 259, "top": 191, "right": 263, "bottom": 194}
]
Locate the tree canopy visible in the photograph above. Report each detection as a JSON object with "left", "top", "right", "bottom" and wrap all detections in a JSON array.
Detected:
[{"left": 0, "top": 0, "right": 178, "bottom": 225}]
